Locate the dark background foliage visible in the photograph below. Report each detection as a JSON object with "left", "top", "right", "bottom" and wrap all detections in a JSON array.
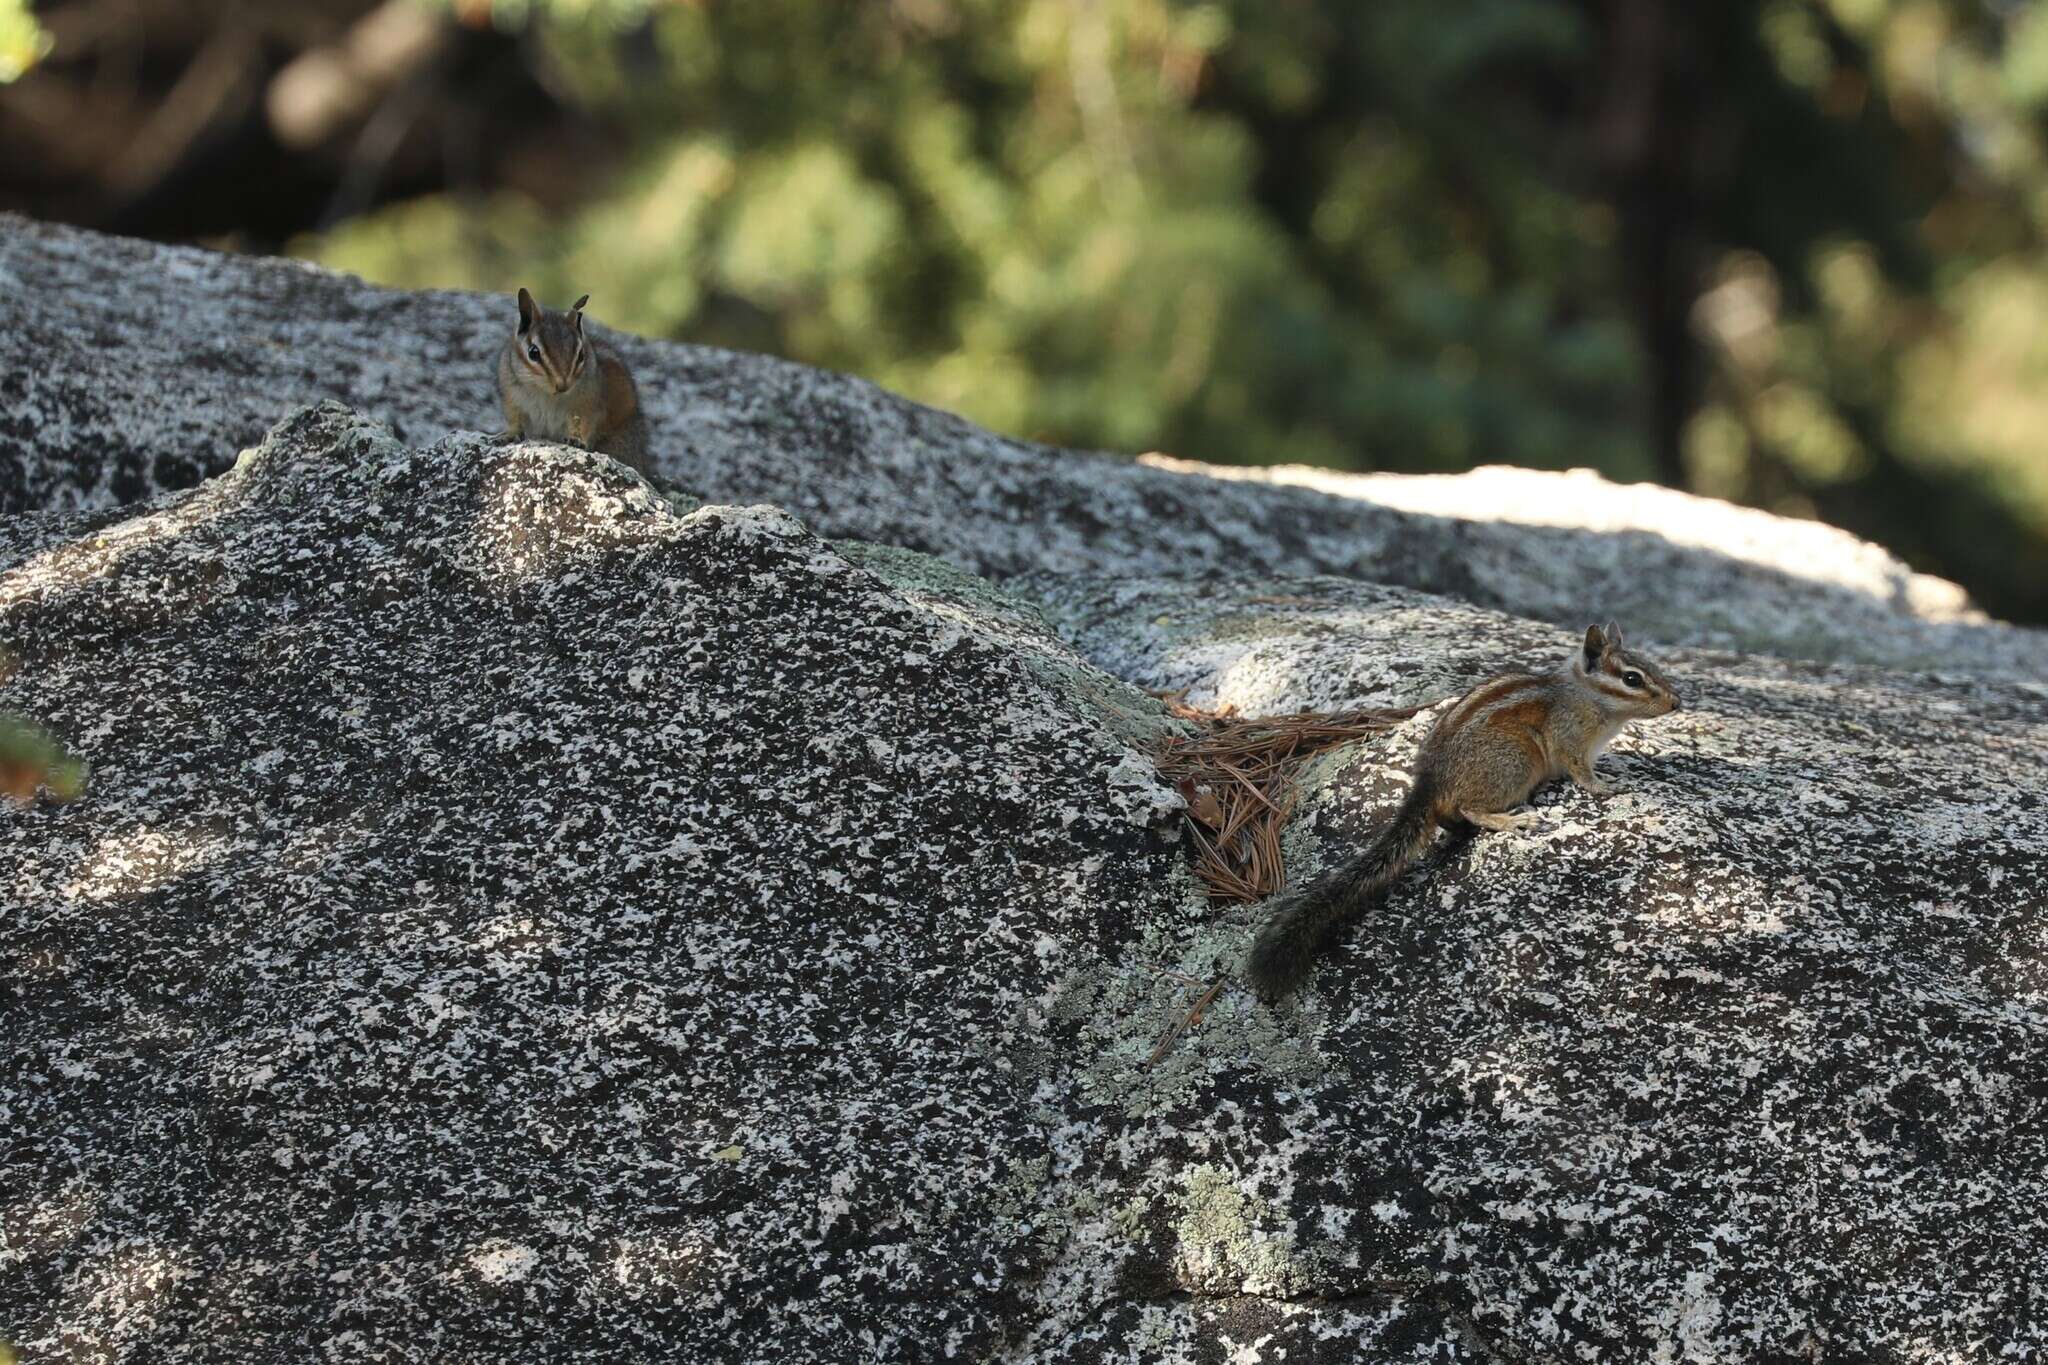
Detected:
[{"left": 7, "top": 0, "right": 2047, "bottom": 621}]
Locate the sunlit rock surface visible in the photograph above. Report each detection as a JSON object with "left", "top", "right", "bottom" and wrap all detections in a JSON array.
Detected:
[
  {"left": 1036, "top": 571, "right": 2048, "bottom": 1359},
  {"left": 2, "top": 407, "right": 1201, "bottom": 1360},
  {"left": 5, "top": 213, "right": 2043, "bottom": 680},
  {"left": 2, "top": 219, "right": 2047, "bottom": 1362}
]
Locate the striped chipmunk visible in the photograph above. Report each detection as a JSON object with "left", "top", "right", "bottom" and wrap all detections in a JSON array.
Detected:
[
  {"left": 1243, "top": 621, "right": 1682, "bottom": 1001},
  {"left": 496, "top": 288, "right": 651, "bottom": 476}
]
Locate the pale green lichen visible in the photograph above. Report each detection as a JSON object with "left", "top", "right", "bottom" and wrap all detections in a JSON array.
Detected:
[
  {"left": 1202, "top": 609, "right": 1351, "bottom": 645},
  {"left": 841, "top": 542, "right": 1396, "bottom": 1304},
  {"left": 1108, "top": 1194, "right": 1150, "bottom": 1243},
  {"left": 1057, "top": 902, "right": 1330, "bottom": 1121},
  {"left": 1128, "top": 1305, "right": 1189, "bottom": 1360},
  {"left": 836, "top": 539, "right": 1047, "bottom": 627},
  {"left": 987, "top": 1155, "right": 1054, "bottom": 1238},
  {"left": 651, "top": 482, "right": 701, "bottom": 517},
  {"left": 838, "top": 539, "right": 1185, "bottom": 752},
  {"left": 1270, "top": 740, "right": 1385, "bottom": 894},
  {"left": 1171, "top": 1163, "right": 1308, "bottom": 1294}
]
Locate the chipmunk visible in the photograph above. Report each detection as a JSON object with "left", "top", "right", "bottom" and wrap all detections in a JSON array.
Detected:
[
  {"left": 496, "top": 288, "right": 651, "bottom": 476},
  {"left": 1243, "top": 621, "right": 1681, "bottom": 1001}
]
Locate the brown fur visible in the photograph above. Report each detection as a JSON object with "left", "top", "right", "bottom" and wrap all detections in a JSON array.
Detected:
[
  {"left": 1487, "top": 697, "right": 1555, "bottom": 771},
  {"left": 496, "top": 288, "right": 652, "bottom": 476},
  {"left": 1440, "top": 675, "right": 1533, "bottom": 729}
]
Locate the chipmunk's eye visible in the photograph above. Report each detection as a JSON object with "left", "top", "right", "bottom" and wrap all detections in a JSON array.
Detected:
[
  {"left": 1622, "top": 670, "right": 1644, "bottom": 689},
  {"left": 527, "top": 344, "right": 542, "bottom": 362}
]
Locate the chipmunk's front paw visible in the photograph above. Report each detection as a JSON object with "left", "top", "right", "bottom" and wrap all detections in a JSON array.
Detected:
[{"left": 1569, "top": 767, "right": 1613, "bottom": 797}]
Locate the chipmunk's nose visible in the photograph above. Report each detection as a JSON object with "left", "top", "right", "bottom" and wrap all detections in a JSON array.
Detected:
[{"left": 1667, "top": 692, "right": 1683, "bottom": 712}]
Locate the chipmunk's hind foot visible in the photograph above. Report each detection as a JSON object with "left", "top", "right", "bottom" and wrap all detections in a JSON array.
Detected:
[{"left": 1461, "top": 807, "right": 1540, "bottom": 832}]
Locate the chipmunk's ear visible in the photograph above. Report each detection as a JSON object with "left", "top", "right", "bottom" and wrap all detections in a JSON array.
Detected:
[
  {"left": 1582, "top": 623, "right": 1607, "bottom": 670},
  {"left": 516, "top": 287, "right": 537, "bottom": 334},
  {"left": 1604, "top": 620, "right": 1625, "bottom": 651},
  {"left": 570, "top": 293, "right": 589, "bottom": 316}
]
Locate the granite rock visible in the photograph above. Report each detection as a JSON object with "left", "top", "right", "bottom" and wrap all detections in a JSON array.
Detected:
[
  {"left": 3, "top": 407, "right": 1203, "bottom": 1361},
  {"left": 2, "top": 218, "right": 2046, "bottom": 1362},
  {"left": 1033, "top": 570, "right": 2048, "bottom": 1359},
  {"left": 4, "top": 213, "right": 2042, "bottom": 680}
]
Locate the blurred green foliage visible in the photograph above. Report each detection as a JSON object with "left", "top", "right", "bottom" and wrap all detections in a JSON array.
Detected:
[
  {"left": 0, "top": 0, "right": 50, "bottom": 82},
  {"left": 0, "top": 710, "right": 85, "bottom": 804},
  {"left": 308, "top": 0, "right": 2048, "bottom": 619},
  {"left": 312, "top": 0, "right": 1649, "bottom": 476}
]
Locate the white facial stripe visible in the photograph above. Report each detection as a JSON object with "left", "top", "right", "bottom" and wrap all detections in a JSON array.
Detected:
[
  {"left": 1610, "top": 662, "right": 1658, "bottom": 691},
  {"left": 525, "top": 334, "right": 560, "bottom": 385}
]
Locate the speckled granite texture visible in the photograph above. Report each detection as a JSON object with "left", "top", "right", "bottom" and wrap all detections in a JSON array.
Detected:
[
  {"left": 2, "top": 222, "right": 2046, "bottom": 1362},
  {"left": 4, "top": 213, "right": 2044, "bottom": 679}
]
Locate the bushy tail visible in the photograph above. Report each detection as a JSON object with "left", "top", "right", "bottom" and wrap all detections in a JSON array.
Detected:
[{"left": 1242, "top": 783, "right": 1441, "bottom": 1001}]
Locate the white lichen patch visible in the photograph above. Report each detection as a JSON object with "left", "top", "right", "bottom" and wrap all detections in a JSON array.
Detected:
[
  {"left": 60, "top": 823, "right": 227, "bottom": 902},
  {"left": 466, "top": 1241, "right": 540, "bottom": 1285}
]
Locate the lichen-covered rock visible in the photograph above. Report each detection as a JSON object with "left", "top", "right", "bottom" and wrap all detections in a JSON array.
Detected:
[
  {"left": 0, "top": 406, "right": 1216, "bottom": 1360},
  {"left": 2, "top": 401, "right": 2044, "bottom": 1362},
  {"left": 1031, "top": 571, "right": 2048, "bottom": 1361},
  {"left": 5, "top": 214, "right": 2048, "bottom": 1363},
  {"left": 5, "top": 213, "right": 2042, "bottom": 680}
]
